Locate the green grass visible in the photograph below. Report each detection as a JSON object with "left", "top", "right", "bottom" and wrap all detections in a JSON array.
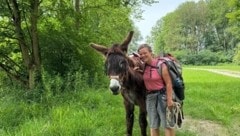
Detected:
[
  {"left": 1, "top": 89, "right": 131, "bottom": 136},
  {"left": 0, "top": 88, "right": 196, "bottom": 136},
  {"left": 0, "top": 65, "right": 240, "bottom": 136},
  {"left": 183, "top": 68, "right": 240, "bottom": 135}
]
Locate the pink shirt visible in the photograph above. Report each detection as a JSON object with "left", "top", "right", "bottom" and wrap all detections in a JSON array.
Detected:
[{"left": 143, "top": 59, "right": 165, "bottom": 92}]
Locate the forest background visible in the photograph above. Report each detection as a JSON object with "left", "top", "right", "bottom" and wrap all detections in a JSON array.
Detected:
[{"left": 0, "top": 0, "right": 240, "bottom": 135}]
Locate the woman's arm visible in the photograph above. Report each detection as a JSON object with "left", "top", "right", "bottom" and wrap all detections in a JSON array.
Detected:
[{"left": 161, "top": 64, "right": 174, "bottom": 108}]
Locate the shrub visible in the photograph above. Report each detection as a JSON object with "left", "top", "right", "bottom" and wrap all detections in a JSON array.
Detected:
[
  {"left": 178, "top": 50, "right": 233, "bottom": 65},
  {"left": 233, "top": 44, "right": 240, "bottom": 65}
]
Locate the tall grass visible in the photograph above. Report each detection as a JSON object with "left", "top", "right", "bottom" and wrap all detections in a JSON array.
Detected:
[
  {"left": 0, "top": 70, "right": 109, "bottom": 136},
  {"left": 2, "top": 89, "right": 196, "bottom": 136},
  {"left": 0, "top": 89, "right": 127, "bottom": 136},
  {"left": 1, "top": 66, "right": 240, "bottom": 135}
]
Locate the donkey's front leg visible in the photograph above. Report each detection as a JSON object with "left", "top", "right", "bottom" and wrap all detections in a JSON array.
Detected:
[
  {"left": 139, "top": 100, "right": 147, "bottom": 136},
  {"left": 124, "top": 100, "right": 134, "bottom": 136}
]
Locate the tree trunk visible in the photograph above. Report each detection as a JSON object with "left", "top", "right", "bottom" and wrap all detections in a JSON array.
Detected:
[
  {"left": 7, "top": 0, "right": 30, "bottom": 68},
  {"left": 29, "top": 0, "right": 41, "bottom": 89},
  {"left": 7, "top": 0, "right": 41, "bottom": 89},
  {"left": 75, "top": 0, "right": 80, "bottom": 29}
]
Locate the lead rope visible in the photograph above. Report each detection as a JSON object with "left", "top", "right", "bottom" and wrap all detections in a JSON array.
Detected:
[{"left": 166, "top": 102, "right": 183, "bottom": 128}]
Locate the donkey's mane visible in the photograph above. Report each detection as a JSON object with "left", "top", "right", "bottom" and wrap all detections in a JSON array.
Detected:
[{"left": 124, "top": 55, "right": 144, "bottom": 89}]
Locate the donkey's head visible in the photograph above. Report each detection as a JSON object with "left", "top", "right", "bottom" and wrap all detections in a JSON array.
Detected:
[{"left": 90, "top": 31, "right": 134, "bottom": 95}]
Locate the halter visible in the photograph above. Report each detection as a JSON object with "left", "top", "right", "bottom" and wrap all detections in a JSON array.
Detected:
[
  {"left": 109, "top": 75, "right": 120, "bottom": 79},
  {"left": 109, "top": 75, "right": 124, "bottom": 86},
  {"left": 108, "top": 69, "right": 129, "bottom": 88}
]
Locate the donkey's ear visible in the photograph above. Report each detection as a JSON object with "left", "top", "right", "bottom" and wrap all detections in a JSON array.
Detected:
[
  {"left": 90, "top": 43, "right": 108, "bottom": 56},
  {"left": 120, "top": 31, "right": 134, "bottom": 53}
]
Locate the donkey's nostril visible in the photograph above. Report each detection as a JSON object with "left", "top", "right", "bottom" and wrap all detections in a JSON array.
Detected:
[{"left": 110, "top": 86, "right": 119, "bottom": 95}]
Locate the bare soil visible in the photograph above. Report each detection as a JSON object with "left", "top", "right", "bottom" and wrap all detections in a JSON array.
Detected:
[
  {"left": 206, "top": 69, "right": 240, "bottom": 78},
  {"left": 181, "top": 116, "right": 228, "bottom": 136}
]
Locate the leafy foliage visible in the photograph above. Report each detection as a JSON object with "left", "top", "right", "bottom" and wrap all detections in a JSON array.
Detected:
[
  {"left": 1, "top": 0, "right": 153, "bottom": 88},
  {"left": 150, "top": 0, "right": 240, "bottom": 65}
]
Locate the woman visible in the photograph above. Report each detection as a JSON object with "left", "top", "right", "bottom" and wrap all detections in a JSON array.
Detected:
[{"left": 137, "top": 44, "right": 175, "bottom": 136}]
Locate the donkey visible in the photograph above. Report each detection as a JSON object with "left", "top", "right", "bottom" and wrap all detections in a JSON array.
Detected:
[{"left": 90, "top": 31, "right": 147, "bottom": 136}]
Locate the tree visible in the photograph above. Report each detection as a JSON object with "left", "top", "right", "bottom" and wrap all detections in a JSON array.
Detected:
[
  {"left": 226, "top": 0, "right": 240, "bottom": 63},
  {"left": 207, "top": 0, "right": 235, "bottom": 52},
  {"left": 150, "top": 1, "right": 209, "bottom": 54},
  {"left": 0, "top": 0, "right": 155, "bottom": 89},
  {"left": 149, "top": 0, "right": 238, "bottom": 65},
  {"left": 226, "top": 0, "right": 240, "bottom": 41},
  {"left": 0, "top": 0, "right": 41, "bottom": 89}
]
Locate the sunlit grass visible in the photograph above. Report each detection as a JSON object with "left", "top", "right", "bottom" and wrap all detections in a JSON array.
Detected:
[{"left": 183, "top": 69, "right": 240, "bottom": 125}]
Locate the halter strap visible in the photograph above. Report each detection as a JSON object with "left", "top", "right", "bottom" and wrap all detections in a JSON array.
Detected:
[{"left": 109, "top": 75, "right": 120, "bottom": 79}]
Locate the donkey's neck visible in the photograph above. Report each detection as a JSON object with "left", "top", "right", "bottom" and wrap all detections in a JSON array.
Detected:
[{"left": 122, "top": 68, "right": 144, "bottom": 89}]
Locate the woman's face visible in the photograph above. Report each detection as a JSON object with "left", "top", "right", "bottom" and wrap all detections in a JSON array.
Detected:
[{"left": 138, "top": 47, "right": 153, "bottom": 64}]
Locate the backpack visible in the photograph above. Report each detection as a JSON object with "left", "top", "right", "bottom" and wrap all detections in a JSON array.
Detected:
[
  {"left": 157, "top": 55, "right": 185, "bottom": 128},
  {"left": 156, "top": 55, "right": 185, "bottom": 101}
]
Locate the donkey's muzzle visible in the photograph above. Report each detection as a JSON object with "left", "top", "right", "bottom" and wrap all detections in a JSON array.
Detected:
[
  {"left": 109, "top": 78, "right": 121, "bottom": 95},
  {"left": 110, "top": 86, "right": 120, "bottom": 95}
]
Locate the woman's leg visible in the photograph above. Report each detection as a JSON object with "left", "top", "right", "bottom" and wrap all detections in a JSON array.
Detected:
[
  {"left": 150, "top": 128, "right": 159, "bottom": 136},
  {"left": 165, "top": 127, "right": 175, "bottom": 136}
]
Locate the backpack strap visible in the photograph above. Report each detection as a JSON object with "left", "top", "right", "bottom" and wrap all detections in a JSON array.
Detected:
[
  {"left": 143, "top": 62, "right": 158, "bottom": 72},
  {"left": 157, "top": 57, "right": 182, "bottom": 77},
  {"left": 143, "top": 57, "right": 182, "bottom": 78},
  {"left": 144, "top": 58, "right": 169, "bottom": 76},
  {"left": 156, "top": 59, "right": 164, "bottom": 76}
]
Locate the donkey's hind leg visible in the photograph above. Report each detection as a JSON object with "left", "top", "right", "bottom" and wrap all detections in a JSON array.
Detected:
[{"left": 124, "top": 99, "right": 134, "bottom": 136}]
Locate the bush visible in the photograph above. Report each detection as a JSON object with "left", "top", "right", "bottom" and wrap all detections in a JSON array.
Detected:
[
  {"left": 198, "top": 50, "right": 218, "bottom": 65},
  {"left": 178, "top": 50, "right": 232, "bottom": 65},
  {"left": 233, "top": 44, "right": 240, "bottom": 65}
]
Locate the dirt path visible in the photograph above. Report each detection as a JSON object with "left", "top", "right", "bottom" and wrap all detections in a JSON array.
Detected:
[
  {"left": 205, "top": 69, "right": 240, "bottom": 78},
  {"left": 181, "top": 116, "right": 228, "bottom": 136},
  {"left": 186, "top": 68, "right": 240, "bottom": 78}
]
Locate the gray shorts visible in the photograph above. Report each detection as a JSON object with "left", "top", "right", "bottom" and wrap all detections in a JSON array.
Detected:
[{"left": 146, "top": 91, "right": 175, "bottom": 128}]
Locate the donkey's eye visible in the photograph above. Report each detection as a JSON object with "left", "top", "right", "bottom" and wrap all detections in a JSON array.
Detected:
[{"left": 119, "top": 61, "right": 125, "bottom": 68}]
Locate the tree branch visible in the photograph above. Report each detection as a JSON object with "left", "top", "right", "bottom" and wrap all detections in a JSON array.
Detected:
[
  {"left": 0, "top": 62, "right": 28, "bottom": 86},
  {"left": 7, "top": 0, "right": 31, "bottom": 68}
]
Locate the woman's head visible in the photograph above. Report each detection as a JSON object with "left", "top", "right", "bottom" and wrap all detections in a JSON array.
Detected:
[{"left": 137, "top": 44, "right": 154, "bottom": 64}]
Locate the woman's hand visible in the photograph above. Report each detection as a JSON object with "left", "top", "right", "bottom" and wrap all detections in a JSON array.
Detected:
[
  {"left": 167, "top": 99, "right": 174, "bottom": 109},
  {"left": 133, "top": 66, "right": 139, "bottom": 71},
  {"left": 133, "top": 67, "right": 143, "bottom": 73}
]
